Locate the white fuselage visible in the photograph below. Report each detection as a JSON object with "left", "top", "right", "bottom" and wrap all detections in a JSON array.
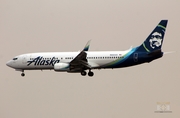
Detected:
[{"left": 6, "top": 49, "right": 131, "bottom": 71}]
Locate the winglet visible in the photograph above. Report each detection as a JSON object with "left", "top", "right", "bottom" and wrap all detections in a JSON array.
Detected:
[{"left": 83, "top": 40, "right": 91, "bottom": 51}]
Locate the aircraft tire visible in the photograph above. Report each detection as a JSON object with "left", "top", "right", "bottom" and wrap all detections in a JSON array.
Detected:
[
  {"left": 88, "top": 71, "right": 94, "bottom": 77},
  {"left": 81, "top": 71, "right": 87, "bottom": 76},
  {"left": 21, "top": 73, "right": 25, "bottom": 77}
]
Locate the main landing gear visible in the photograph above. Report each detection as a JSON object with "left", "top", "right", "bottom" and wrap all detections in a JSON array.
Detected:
[{"left": 81, "top": 70, "right": 94, "bottom": 77}]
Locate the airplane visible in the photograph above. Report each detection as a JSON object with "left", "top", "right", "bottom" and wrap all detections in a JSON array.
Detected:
[{"left": 6, "top": 20, "right": 168, "bottom": 77}]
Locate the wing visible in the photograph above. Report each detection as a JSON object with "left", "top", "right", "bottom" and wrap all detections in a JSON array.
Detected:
[
  {"left": 69, "top": 51, "right": 91, "bottom": 72},
  {"left": 68, "top": 40, "right": 92, "bottom": 72}
]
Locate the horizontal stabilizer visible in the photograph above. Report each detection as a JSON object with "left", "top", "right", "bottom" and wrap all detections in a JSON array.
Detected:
[{"left": 164, "top": 51, "right": 175, "bottom": 54}]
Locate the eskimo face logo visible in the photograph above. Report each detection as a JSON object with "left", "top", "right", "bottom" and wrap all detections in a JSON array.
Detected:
[{"left": 149, "top": 32, "right": 162, "bottom": 49}]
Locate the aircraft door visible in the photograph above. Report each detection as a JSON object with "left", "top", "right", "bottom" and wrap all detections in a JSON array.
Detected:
[
  {"left": 133, "top": 53, "right": 138, "bottom": 62},
  {"left": 22, "top": 55, "right": 27, "bottom": 64}
]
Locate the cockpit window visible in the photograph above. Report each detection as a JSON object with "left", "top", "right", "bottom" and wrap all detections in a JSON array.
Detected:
[{"left": 13, "top": 58, "right": 18, "bottom": 60}]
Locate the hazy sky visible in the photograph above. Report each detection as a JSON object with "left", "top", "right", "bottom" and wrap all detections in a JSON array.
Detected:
[{"left": 1, "top": 0, "right": 180, "bottom": 118}]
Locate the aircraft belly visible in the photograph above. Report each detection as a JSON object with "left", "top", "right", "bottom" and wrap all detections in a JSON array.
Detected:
[{"left": 21, "top": 64, "right": 54, "bottom": 70}]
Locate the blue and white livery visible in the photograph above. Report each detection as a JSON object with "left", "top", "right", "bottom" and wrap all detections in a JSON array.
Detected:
[{"left": 6, "top": 20, "right": 168, "bottom": 77}]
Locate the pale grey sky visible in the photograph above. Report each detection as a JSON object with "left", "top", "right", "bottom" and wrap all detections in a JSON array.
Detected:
[{"left": 0, "top": 0, "right": 180, "bottom": 118}]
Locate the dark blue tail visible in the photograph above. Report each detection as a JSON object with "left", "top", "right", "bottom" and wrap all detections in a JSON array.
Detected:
[{"left": 136, "top": 20, "right": 168, "bottom": 53}]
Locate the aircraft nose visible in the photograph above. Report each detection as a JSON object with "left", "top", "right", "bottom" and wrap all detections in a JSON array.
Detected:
[{"left": 6, "top": 60, "right": 13, "bottom": 67}]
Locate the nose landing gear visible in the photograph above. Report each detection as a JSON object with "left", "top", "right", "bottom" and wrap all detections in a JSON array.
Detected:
[
  {"left": 21, "top": 70, "right": 25, "bottom": 77},
  {"left": 21, "top": 73, "right": 25, "bottom": 77}
]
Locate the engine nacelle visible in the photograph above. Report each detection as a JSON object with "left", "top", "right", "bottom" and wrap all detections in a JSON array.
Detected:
[{"left": 54, "top": 63, "right": 69, "bottom": 71}]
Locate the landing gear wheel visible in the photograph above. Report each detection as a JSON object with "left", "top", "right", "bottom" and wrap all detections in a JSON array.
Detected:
[
  {"left": 81, "top": 71, "right": 87, "bottom": 76},
  {"left": 21, "top": 73, "right": 25, "bottom": 77},
  {"left": 88, "top": 71, "right": 94, "bottom": 77}
]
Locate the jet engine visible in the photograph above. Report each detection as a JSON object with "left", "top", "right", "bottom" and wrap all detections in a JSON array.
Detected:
[{"left": 54, "top": 63, "right": 69, "bottom": 71}]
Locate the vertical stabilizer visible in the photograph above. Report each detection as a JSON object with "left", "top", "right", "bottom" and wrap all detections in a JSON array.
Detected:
[{"left": 137, "top": 20, "right": 168, "bottom": 52}]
